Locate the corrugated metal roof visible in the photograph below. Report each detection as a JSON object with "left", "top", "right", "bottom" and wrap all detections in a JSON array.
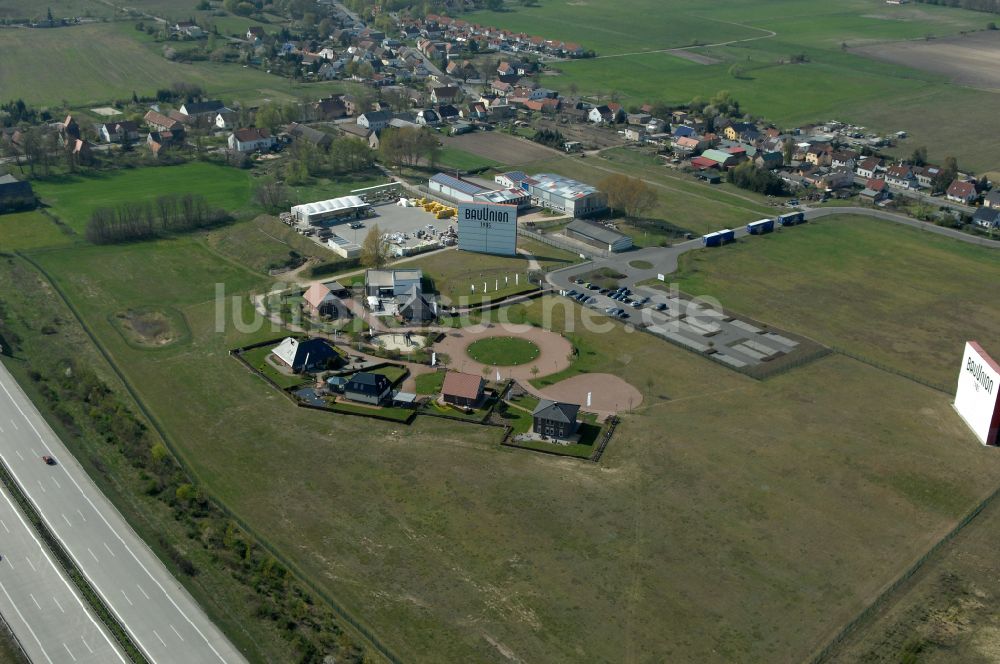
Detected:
[
  {"left": 430, "top": 172, "right": 489, "bottom": 196},
  {"left": 531, "top": 173, "right": 599, "bottom": 200},
  {"left": 566, "top": 219, "right": 627, "bottom": 244}
]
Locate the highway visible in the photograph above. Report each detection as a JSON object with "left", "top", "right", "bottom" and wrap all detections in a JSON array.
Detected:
[
  {"left": 0, "top": 483, "right": 127, "bottom": 664},
  {"left": 0, "top": 361, "right": 247, "bottom": 664}
]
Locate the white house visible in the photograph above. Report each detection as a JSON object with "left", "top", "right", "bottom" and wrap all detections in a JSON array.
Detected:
[
  {"left": 357, "top": 110, "right": 393, "bottom": 132},
  {"left": 99, "top": 121, "right": 140, "bottom": 144},
  {"left": 228, "top": 127, "right": 275, "bottom": 153},
  {"left": 214, "top": 110, "right": 236, "bottom": 130}
]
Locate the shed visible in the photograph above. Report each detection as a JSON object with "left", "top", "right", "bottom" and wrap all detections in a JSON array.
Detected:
[{"left": 564, "top": 220, "right": 633, "bottom": 253}]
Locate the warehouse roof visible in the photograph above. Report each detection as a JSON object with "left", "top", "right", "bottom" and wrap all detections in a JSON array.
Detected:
[
  {"left": 291, "top": 195, "right": 368, "bottom": 217},
  {"left": 530, "top": 173, "right": 600, "bottom": 200},
  {"left": 565, "top": 219, "right": 628, "bottom": 244},
  {"left": 429, "top": 172, "right": 489, "bottom": 197},
  {"left": 474, "top": 188, "right": 526, "bottom": 205}
]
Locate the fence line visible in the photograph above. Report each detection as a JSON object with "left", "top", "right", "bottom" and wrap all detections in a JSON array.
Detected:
[
  {"left": 830, "top": 347, "right": 950, "bottom": 394},
  {"left": 810, "top": 482, "right": 1000, "bottom": 662}
]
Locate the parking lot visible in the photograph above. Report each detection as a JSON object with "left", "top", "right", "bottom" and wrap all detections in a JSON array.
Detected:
[
  {"left": 290, "top": 201, "right": 458, "bottom": 255},
  {"left": 562, "top": 279, "right": 801, "bottom": 369}
]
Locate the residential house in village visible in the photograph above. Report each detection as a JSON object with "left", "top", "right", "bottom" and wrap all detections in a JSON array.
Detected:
[
  {"left": 860, "top": 178, "right": 890, "bottom": 203},
  {"left": 358, "top": 110, "right": 393, "bottom": 132},
  {"left": 985, "top": 189, "right": 1000, "bottom": 210},
  {"left": 855, "top": 157, "right": 883, "bottom": 179},
  {"left": 0, "top": 174, "right": 35, "bottom": 212},
  {"left": 441, "top": 372, "right": 485, "bottom": 408},
  {"left": 143, "top": 110, "right": 184, "bottom": 135},
  {"left": 885, "top": 164, "right": 918, "bottom": 189},
  {"left": 831, "top": 149, "right": 858, "bottom": 171},
  {"left": 146, "top": 130, "right": 183, "bottom": 157},
  {"left": 755, "top": 151, "right": 784, "bottom": 170},
  {"left": 228, "top": 127, "right": 275, "bottom": 153},
  {"left": 588, "top": 103, "right": 622, "bottom": 124},
  {"left": 287, "top": 122, "right": 333, "bottom": 150},
  {"left": 914, "top": 165, "right": 942, "bottom": 190},
  {"left": 99, "top": 120, "right": 140, "bottom": 144},
  {"left": 805, "top": 143, "right": 833, "bottom": 167},
  {"left": 532, "top": 400, "right": 580, "bottom": 441},
  {"left": 430, "top": 86, "right": 461, "bottom": 104},
  {"left": 973, "top": 206, "right": 1000, "bottom": 230},
  {"left": 945, "top": 180, "right": 978, "bottom": 205}
]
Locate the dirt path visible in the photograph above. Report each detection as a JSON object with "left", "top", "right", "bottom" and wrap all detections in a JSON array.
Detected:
[{"left": 593, "top": 19, "right": 776, "bottom": 60}]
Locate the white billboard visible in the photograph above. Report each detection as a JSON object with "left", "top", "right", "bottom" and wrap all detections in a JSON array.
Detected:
[
  {"left": 457, "top": 202, "right": 517, "bottom": 256},
  {"left": 953, "top": 341, "right": 1000, "bottom": 446}
]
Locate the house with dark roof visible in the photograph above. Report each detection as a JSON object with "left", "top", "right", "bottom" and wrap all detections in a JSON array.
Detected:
[
  {"left": 287, "top": 122, "right": 333, "bottom": 150},
  {"left": 441, "top": 371, "right": 485, "bottom": 408},
  {"left": 532, "top": 399, "right": 579, "bottom": 440},
  {"left": 0, "top": 174, "right": 35, "bottom": 212},
  {"left": 270, "top": 337, "right": 338, "bottom": 373},
  {"left": 344, "top": 372, "right": 392, "bottom": 405},
  {"left": 885, "top": 164, "right": 918, "bottom": 189},
  {"left": 984, "top": 189, "right": 1000, "bottom": 211},
  {"left": 357, "top": 110, "right": 393, "bottom": 131},
  {"left": 178, "top": 100, "right": 227, "bottom": 118},
  {"left": 430, "top": 86, "right": 460, "bottom": 104},
  {"left": 972, "top": 206, "right": 1000, "bottom": 230},
  {"left": 98, "top": 121, "right": 140, "bottom": 144},
  {"left": 397, "top": 292, "right": 436, "bottom": 323}
]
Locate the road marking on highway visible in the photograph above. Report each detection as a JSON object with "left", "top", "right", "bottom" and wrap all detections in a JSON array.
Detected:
[
  {"left": 76, "top": 509, "right": 86, "bottom": 522},
  {"left": 29, "top": 593, "right": 41, "bottom": 611},
  {"left": 37, "top": 480, "right": 45, "bottom": 493},
  {"left": 30, "top": 448, "right": 38, "bottom": 456},
  {"left": 0, "top": 479, "right": 129, "bottom": 664},
  {"left": 25, "top": 557, "right": 36, "bottom": 572},
  {"left": 61, "top": 513, "right": 72, "bottom": 527},
  {"left": 137, "top": 584, "right": 150, "bottom": 600},
  {"left": 0, "top": 579, "right": 55, "bottom": 664},
  {"left": 121, "top": 590, "right": 133, "bottom": 606},
  {"left": 63, "top": 643, "right": 77, "bottom": 662},
  {"left": 51, "top": 476, "right": 61, "bottom": 489},
  {"left": 81, "top": 637, "right": 94, "bottom": 654},
  {"left": 5, "top": 556, "right": 13, "bottom": 570},
  {"left": 170, "top": 624, "right": 184, "bottom": 641},
  {"left": 9, "top": 419, "right": 17, "bottom": 430},
  {"left": 86, "top": 548, "right": 98, "bottom": 563},
  {"left": 103, "top": 542, "right": 116, "bottom": 558},
  {"left": 14, "top": 449, "right": 22, "bottom": 460},
  {"left": 53, "top": 596, "right": 65, "bottom": 613},
  {"left": 0, "top": 519, "right": 7, "bottom": 533},
  {"left": 153, "top": 629, "right": 166, "bottom": 647},
  {"left": 0, "top": 423, "right": 4, "bottom": 433},
  {"left": 1, "top": 374, "right": 227, "bottom": 664}
]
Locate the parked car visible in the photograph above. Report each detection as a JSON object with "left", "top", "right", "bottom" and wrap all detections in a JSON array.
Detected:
[{"left": 654, "top": 303, "right": 667, "bottom": 311}]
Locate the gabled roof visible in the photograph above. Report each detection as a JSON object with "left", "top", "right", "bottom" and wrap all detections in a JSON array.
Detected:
[
  {"left": 946, "top": 180, "right": 976, "bottom": 199},
  {"left": 532, "top": 399, "right": 579, "bottom": 424},
  {"left": 441, "top": 371, "right": 484, "bottom": 400},
  {"left": 303, "top": 282, "right": 336, "bottom": 308},
  {"left": 271, "top": 337, "right": 334, "bottom": 370},
  {"left": 180, "top": 100, "right": 225, "bottom": 115},
  {"left": 345, "top": 371, "right": 391, "bottom": 393},
  {"left": 232, "top": 127, "right": 271, "bottom": 142}
]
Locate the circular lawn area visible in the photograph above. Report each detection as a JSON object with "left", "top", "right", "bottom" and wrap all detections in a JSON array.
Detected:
[{"left": 466, "top": 336, "right": 540, "bottom": 366}]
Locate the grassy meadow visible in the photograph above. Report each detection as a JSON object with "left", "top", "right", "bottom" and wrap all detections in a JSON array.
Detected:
[
  {"left": 474, "top": 0, "right": 1000, "bottom": 170},
  {"left": 673, "top": 214, "right": 1000, "bottom": 389},
  {"left": 33, "top": 162, "right": 256, "bottom": 233},
  {"left": 21, "top": 227, "right": 1000, "bottom": 662},
  {"left": 0, "top": 22, "right": 344, "bottom": 108}
]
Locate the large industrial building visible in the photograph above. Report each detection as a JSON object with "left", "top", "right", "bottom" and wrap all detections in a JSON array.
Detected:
[
  {"left": 528, "top": 173, "right": 608, "bottom": 217},
  {"left": 291, "top": 195, "right": 370, "bottom": 225},
  {"left": 565, "top": 219, "right": 633, "bottom": 253},
  {"left": 428, "top": 173, "right": 530, "bottom": 210}
]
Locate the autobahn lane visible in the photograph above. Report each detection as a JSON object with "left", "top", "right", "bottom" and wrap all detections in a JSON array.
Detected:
[
  {"left": 0, "top": 361, "right": 247, "bottom": 664},
  {"left": 0, "top": 484, "right": 127, "bottom": 664}
]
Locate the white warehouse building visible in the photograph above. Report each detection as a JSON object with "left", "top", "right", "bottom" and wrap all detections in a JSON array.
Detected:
[
  {"left": 291, "top": 195, "right": 371, "bottom": 225},
  {"left": 526, "top": 173, "right": 608, "bottom": 218}
]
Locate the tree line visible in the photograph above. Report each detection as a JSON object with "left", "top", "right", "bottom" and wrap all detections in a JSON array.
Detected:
[
  {"left": 726, "top": 161, "right": 787, "bottom": 196},
  {"left": 912, "top": 0, "right": 1000, "bottom": 14},
  {"left": 377, "top": 126, "right": 441, "bottom": 170},
  {"left": 84, "top": 194, "right": 229, "bottom": 244}
]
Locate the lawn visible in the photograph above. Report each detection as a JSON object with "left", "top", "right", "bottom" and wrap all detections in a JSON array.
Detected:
[
  {"left": 368, "top": 364, "right": 408, "bottom": 386},
  {"left": 16, "top": 233, "right": 1000, "bottom": 664},
  {"left": 241, "top": 345, "right": 307, "bottom": 390},
  {"left": 33, "top": 162, "right": 256, "bottom": 233},
  {"left": 0, "top": 211, "right": 77, "bottom": 251},
  {"left": 466, "top": 336, "right": 540, "bottom": 366},
  {"left": 413, "top": 370, "right": 445, "bottom": 395},
  {"left": 408, "top": 247, "right": 540, "bottom": 306},
  {"left": 436, "top": 146, "right": 503, "bottom": 173},
  {"left": 672, "top": 214, "right": 1000, "bottom": 389}
]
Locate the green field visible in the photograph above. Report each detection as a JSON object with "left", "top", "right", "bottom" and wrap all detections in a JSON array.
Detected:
[
  {"left": 8, "top": 225, "right": 1000, "bottom": 662},
  {"left": 436, "top": 146, "right": 503, "bottom": 172},
  {"left": 472, "top": 0, "right": 1000, "bottom": 170},
  {"left": 466, "top": 336, "right": 540, "bottom": 366},
  {"left": 0, "top": 211, "right": 76, "bottom": 251},
  {"left": 409, "top": 248, "right": 541, "bottom": 306},
  {"left": 673, "top": 215, "right": 1000, "bottom": 389},
  {"left": 0, "top": 22, "right": 342, "bottom": 107},
  {"left": 33, "top": 162, "right": 256, "bottom": 233}
]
